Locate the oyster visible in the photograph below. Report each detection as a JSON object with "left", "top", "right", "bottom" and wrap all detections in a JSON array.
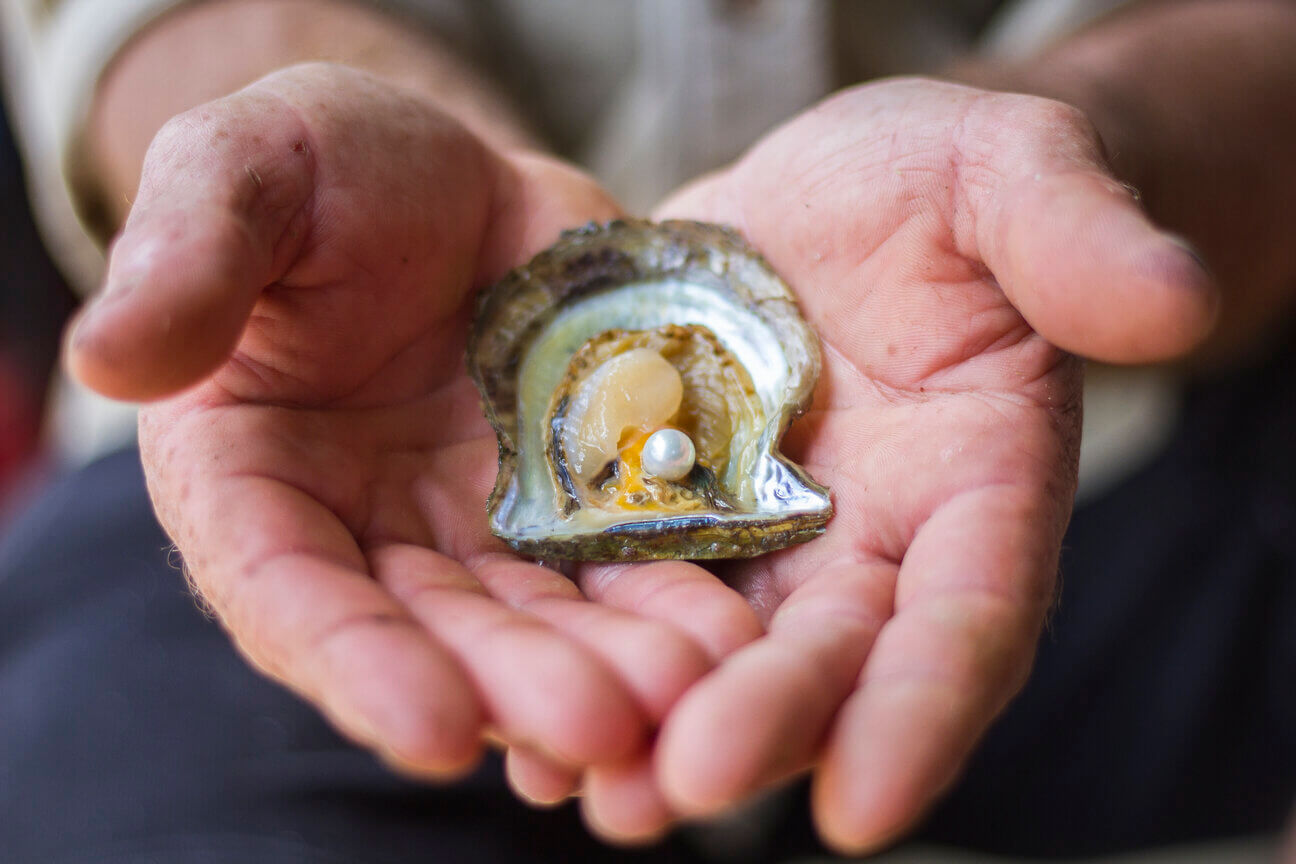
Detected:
[{"left": 467, "top": 219, "right": 831, "bottom": 561}]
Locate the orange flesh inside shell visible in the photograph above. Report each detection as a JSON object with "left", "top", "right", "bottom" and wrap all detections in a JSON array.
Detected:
[
  {"left": 549, "top": 325, "right": 758, "bottom": 515},
  {"left": 611, "top": 427, "right": 682, "bottom": 510}
]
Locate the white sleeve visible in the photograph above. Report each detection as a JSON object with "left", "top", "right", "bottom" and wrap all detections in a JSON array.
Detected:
[{"left": 1, "top": 0, "right": 193, "bottom": 294}]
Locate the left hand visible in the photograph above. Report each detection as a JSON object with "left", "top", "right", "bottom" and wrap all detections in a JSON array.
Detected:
[{"left": 569, "top": 78, "right": 1218, "bottom": 850}]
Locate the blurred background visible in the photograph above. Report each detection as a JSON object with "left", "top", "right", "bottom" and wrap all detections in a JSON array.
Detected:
[
  {"left": 0, "top": 1, "right": 1292, "bottom": 860},
  {"left": 0, "top": 84, "right": 75, "bottom": 526}
]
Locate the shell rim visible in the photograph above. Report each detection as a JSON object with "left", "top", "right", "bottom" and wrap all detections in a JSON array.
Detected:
[{"left": 466, "top": 218, "right": 832, "bottom": 561}]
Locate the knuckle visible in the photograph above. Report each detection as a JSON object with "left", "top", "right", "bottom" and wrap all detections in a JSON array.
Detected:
[
  {"left": 1021, "top": 93, "right": 1091, "bottom": 131},
  {"left": 150, "top": 109, "right": 213, "bottom": 159},
  {"left": 1013, "top": 94, "right": 1104, "bottom": 155}
]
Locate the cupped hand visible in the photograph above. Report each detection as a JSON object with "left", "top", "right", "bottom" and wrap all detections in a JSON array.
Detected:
[
  {"left": 629, "top": 78, "right": 1218, "bottom": 852},
  {"left": 68, "top": 63, "right": 761, "bottom": 784}
]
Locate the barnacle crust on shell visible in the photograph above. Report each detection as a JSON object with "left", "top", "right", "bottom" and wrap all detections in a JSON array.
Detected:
[{"left": 467, "top": 219, "right": 832, "bottom": 561}]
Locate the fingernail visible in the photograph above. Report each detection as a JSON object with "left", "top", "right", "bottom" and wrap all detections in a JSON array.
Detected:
[
  {"left": 337, "top": 709, "right": 385, "bottom": 748},
  {"left": 100, "top": 274, "right": 139, "bottom": 303},
  {"left": 67, "top": 294, "right": 116, "bottom": 351},
  {"left": 68, "top": 279, "right": 131, "bottom": 346},
  {"left": 516, "top": 788, "right": 575, "bottom": 809},
  {"left": 1162, "top": 233, "right": 1210, "bottom": 276},
  {"left": 68, "top": 314, "right": 93, "bottom": 352},
  {"left": 378, "top": 747, "right": 479, "bottom": 783}
]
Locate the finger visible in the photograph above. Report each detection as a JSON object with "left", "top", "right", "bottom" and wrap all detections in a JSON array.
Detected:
[
  {"left": 812, "top": 485, "right": 1060, "bottom": 855},
  {"left": 470, "top": 556, "right": 713, "bottom": 723},
  {"left": 655, "top": 558, "right": 896, "bottom": 816},
  {"left": 166, "top": 473, "right": 484, "bottom": 776},
  {"left": 372, "top": 430, "right": 721, "bottom": 723},
  {"left": 657, "top": 87, "right": 1220, "bottom": 366},
  {"left": 67, "top": 88, "right": 317, "bottom": 400},
  {"left": 476, "top": 151, "right": 624, "bottom": 282},
  {"left": 971, "top": 157, "right": 1218, "bottom": 363},
  {"left": 583, "top": 754, "right": 675, "bottom": 845},
  {"left": 373, "top": 545, "right": 647, "bottom": 766},
  {"left": 650, "top": 168, "right": 734, "bottom": 227},
  {"left": 576, "top": 560, "right": 765, "bottom": 663},
  {"left": 505, "top": 746, "right": 581, "bottom": 807},
  {"left": 69, "top": 64, "right": 506, "bottom": 404}
]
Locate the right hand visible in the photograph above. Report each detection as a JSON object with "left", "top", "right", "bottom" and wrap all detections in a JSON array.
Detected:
[
  {"left": 68, "top": 63, "right": 761, "bottom": 786},
  {"left": 640, "top": 77, "right": 1217, "bottom": 853}
]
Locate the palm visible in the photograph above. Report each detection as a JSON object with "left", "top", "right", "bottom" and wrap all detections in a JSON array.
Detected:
[
  {"left": 684, "top": 216, "right": 1080, "bottom": 806},
  {"left": 79, "top": 65, "right": 761, "bottom": 786},
  {"left": 736, "top": 240, "right": 1077, "bottom": 629},
  {"left": 646, "top": 77, "right": 1209, "bottom": 851}
]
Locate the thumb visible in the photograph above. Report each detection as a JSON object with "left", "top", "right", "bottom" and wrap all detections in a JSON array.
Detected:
[
  {"left": 967, "top": 106, "right": 1219, "bottom": 364},
  {"left": 66, "top": 92, "right": 315, "bottom": 401}
]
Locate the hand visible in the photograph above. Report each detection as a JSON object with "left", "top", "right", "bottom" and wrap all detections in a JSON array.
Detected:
[
  {"left": 68, "top": 63, "right": 761, "bottom": 783},
  {"left": 631, "top": 78, "right": 1217, "bottom": 852}
]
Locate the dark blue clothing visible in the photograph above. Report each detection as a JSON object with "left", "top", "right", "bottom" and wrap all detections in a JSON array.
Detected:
[
  {"left": 0, "top": 449, "right": 708, "bottom": 864},
  {"left": 925, "top": 344, "right": 1296, "bottom": 857},
  {"left": 1, "top": 338, "right": 1293, "bottom": 862}
]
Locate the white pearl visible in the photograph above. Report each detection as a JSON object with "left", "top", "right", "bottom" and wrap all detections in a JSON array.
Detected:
[{"left": 641, "top": 429, "right": 696, "bottom": 481}]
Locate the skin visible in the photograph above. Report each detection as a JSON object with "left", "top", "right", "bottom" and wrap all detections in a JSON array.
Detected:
[
  {"left": 566, "top": 78, "right": 1214, "bottom": 848},
  {"left": 64, "top": 0, "right": 1296, "bottom": 855},
  {"left": 534, "top": 3, "right": 1296, "bottom": 846},
  {"left": 75, "top": 63, "right": 763, "bottom": 783},
  {"left": 960, "top": 0, "right": 1296, "bottom": 369}
]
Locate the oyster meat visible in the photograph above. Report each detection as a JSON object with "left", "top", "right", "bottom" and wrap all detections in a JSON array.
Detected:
[{"left": 468, "top": 219, "right": 831, "bottom": 561}]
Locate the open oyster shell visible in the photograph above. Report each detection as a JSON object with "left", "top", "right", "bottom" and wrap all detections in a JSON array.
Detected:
[{"left": 467, "top": 219, "right": 831, "bottom": 561}]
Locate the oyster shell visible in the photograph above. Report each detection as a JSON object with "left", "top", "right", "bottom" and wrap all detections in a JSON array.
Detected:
[{"left": 468, "top": 219, "right": 831, "bottom": 561}]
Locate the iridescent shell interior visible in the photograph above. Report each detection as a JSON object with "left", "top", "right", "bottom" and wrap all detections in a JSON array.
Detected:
[{"left": 467, "top": 219, "right": 831, "bottom": 561}]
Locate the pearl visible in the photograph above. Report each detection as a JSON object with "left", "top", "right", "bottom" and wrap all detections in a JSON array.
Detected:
[{"left": 641, "top": 428, "right": 696, "bottom": 481}]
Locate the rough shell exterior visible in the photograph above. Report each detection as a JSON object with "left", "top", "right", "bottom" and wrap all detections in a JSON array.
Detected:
[{"left": 467, "top": 218, "right": 832, "bottom": 561}]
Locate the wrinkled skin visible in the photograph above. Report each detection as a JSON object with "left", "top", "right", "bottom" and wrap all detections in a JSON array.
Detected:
[
  {"left": 561, "top": 79, "right": 1214, "bottom": 850},
  {"left": 74, "top": 63, "right": 764, "bottom": 785},
  {"left": 69, "top": 68, "right": 1214, "bottom": 854}
]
